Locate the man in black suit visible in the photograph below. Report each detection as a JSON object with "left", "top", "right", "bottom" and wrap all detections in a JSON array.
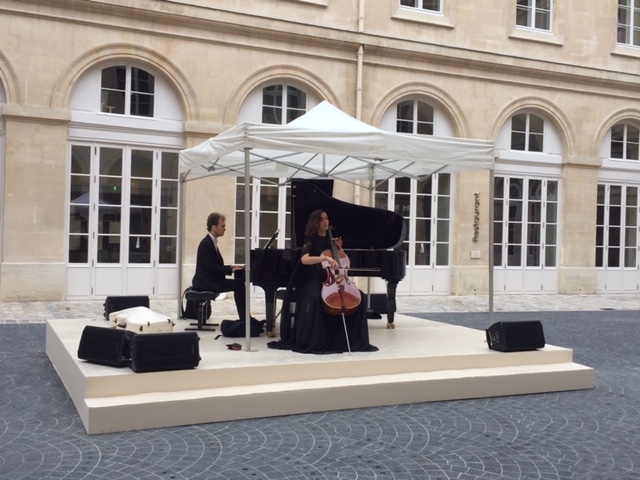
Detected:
[{"left": 191, "top": 212, "right": 248, "bottom": 321}]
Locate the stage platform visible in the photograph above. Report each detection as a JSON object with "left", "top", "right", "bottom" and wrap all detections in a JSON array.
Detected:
[{"left": 46, "top": 314, "right": 594, "bottom": 435}]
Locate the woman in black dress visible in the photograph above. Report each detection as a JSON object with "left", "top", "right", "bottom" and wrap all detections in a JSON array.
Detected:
[{"left": 268, "top": 209, "right": 378, "bottom": 354}]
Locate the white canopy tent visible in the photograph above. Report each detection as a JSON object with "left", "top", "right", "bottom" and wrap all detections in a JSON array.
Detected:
[{"left": 179, "top": 101, "right": 495, "bottom": 349}]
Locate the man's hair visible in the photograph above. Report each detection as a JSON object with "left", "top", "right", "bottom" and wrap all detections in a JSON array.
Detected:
[{"left": 207, "top": 212, "right": 225, "bottom": 231}]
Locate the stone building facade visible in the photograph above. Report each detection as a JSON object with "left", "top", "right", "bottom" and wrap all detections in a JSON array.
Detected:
[{"left": 0, "top": 0, "right": 638, "bottom": 301}]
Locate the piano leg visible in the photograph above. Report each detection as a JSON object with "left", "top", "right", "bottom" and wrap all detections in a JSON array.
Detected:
[
  {"left": 385, "top": 281, "right": 398, "bottom": 329},
  {"left": 263, "top": 288, "right": 277, "bottom": 337}
]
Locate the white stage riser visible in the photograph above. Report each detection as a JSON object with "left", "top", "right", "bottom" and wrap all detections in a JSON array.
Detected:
[
  {"left": 83, "top": 364, "right": 594, "bottom": 434},
  {"left": 45, "top": 317, "right": 595, "bottom": 435},
  {"left": 80, "top": 347, "right": 576, "bottom": 398}
]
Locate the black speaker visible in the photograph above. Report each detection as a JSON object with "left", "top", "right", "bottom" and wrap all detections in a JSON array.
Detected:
[
  {"left": 485, "top": 320, "right": 545, "bottom": 352},
  {"left": 78, "top": 325, "right": 131, "bottom": 367},
  {"left": 129, "top": 332, "right": 201, "bottom": 373}
]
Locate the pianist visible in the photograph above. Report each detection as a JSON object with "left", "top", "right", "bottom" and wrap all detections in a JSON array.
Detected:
[
  {"left": 268, "top": 209, "right": 378, "bottom": 354},
  {"left": 191, "top": 212, "right": 248, "bottom": 322}
]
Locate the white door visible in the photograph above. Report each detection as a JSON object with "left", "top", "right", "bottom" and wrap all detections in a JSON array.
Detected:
[
  {"left": 233, "top": 177, "right": 291, "bottom": 296},
  {"left": 596, "top": 184, "right": 640, "bottom": 292},
  {"left": 375, "top": 174, "right": 451, "bottom": 295},
  {"left": 67, "top": 145, "right": 179, "bottom": 298},
  {"left": 493, "top": 176, "right": 559, "bottom": 294}
]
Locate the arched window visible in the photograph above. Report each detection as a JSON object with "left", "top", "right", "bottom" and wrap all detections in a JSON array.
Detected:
[
  {"left": 261, "top": 84, "right": 307, "bottom": 124},
  {"left": 100, "top": 66, "right": 155, "bottom": 117},
  {"left": 597, "top": 120, "right": 640, "bottom": 292},
  {"left": 610, "top": 122, "right": 639, "bottom": 161},
  {"left": 396, "top": 100, "right": 434, "bottom": 135},
  {"left": 377, "top": 97, "right": 453, "bottom": 294},
  {"left": 234, "top": 83, "right": 317, "bottom": 262},
  {"left": 495, "top": 110, "right": 562, "bottom": 293},
  {"left": 511, "top": 113, "right": 544, "bottom": 152},
  {"left": 67, "top": 63, "right": 182, "bottom": 298}
]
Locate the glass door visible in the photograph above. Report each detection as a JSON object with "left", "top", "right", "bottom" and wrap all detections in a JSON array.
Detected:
[
  {"left": 375, "top": 174, "right": 451, "bottom": 294},
  {"left": 67, "top": 144, "right": 179, "bottom": 298},
  {"left": 493, "top": 176, "right": 559, "bottom": 293},
  {"left": 596, "top": 184, "right": 639, "bottom": 292}
]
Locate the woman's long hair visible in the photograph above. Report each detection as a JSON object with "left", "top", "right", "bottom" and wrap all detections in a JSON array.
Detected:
[{"left": 304, "top": 209, "right": 325, "bottom": 238}]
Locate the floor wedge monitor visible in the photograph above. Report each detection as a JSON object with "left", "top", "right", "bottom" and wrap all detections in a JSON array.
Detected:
[
  {"left": 486, "top": 320, "right": 545, "bottom": 352},
  {"left": 78, "top": 325, "right": 131, "bottom": 367},
  {"left": 129, "top": 331, "right": 201, "bottom": 373}
]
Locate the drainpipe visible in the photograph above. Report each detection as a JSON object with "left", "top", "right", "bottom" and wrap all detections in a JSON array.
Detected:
[
  {"left": 356, "top": 0, "right": 364, "bottom": 118},
  {"left": 356, "top": 44, "right": 364, "bottom": 121}
]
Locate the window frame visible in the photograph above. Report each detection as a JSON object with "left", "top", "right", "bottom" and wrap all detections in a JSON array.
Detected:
[
  {"left": 399, "top": 0, "right": 442, "bottom": 14},
  {"left": 596, "top": 183, "right": 639, "bottom": 269},
  {"left": 233, "top": 83, "right": 311, "bottom": 262},
  {"left": 493, "top": 175, "right": 558, "bottom": 269},
  {"left": 510, "top": 112, "right": 546, "bottom": 153},
  {"left": 100, "top": 65, "right": 156, "bottom": 118},
  {"left": 374, "top": 98, "right": 452, "bottom": 270},
  {"left": 396, "top": 99, "right": 435, "bottom": 136},
  {"left": 610, "top": 122, "right": 640, "bottom": 162},
  {"left": 67, "top": 144, "right": 180, "bottom": 267},
  {"left": 261, "top": 83, "right": 308, "bottom": 125},
  {"left": 508, "top": 0, "right": 563, "bottom": 46},
  {"left": 515, "top": 0, "right": 553, "bottom": 32},
  {"left": 618, "top": 0, "right": 640, "bottom": 47},
  {"left": 392, "top": 0, "right": 453, "bottom": 28}
]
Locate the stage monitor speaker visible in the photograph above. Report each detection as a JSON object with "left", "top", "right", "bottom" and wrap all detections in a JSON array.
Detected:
[
  {"left": 485, "top": 320, "right": 545, "bottom": 352},
  {"left": 78, "top": 325, "right": 131, "bottom": 367},
  {"left": 129, "top": 332, "right": 201, "bottom": 373}
]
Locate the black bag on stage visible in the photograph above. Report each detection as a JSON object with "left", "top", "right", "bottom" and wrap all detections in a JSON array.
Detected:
[{"left": 220, "top": 318, "right": 266, "bottom": 338}]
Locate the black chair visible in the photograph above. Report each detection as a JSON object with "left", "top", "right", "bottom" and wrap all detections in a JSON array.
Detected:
[{"left": 184, "top": 289, "right": 219, "bottom": 331}]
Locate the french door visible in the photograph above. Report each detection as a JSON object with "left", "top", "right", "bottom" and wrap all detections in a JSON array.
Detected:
[
  {"left": 493, "top": 176, "right": 559, "bottom": 293},
  {"left": 375, "top": 174, "right": 451, "bottom": 295},
  {"left": 596, "top": 183, "right": 640, "bottom": 292},
  {"left": 67, "top": 144, "right": 179, "bottom": 298},
  {"left": 233, "top": 177, "right": 291, "bottom": 264}
]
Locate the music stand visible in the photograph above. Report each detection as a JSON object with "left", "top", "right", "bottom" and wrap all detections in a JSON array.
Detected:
[{"left": 263, "top": 229, "right": 279, "bottom": 249}]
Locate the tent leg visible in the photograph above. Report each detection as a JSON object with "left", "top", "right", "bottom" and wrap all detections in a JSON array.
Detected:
[
  {"left": 244, "top": 147, "right": 256, "bottom": 351},
  {"left": 177, "top": 175, "right": 186, "bottom": 320},
  {"left": 488, "top": 168, "right": 495, "bottom": 326}
]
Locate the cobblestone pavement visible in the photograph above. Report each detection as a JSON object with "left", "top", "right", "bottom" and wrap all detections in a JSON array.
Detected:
[
  {"left": 0, "top": 292, "right": 638, "bottom": 324},
  {"left": 0, "top": 293, "right": 639, "bottom": 479}
]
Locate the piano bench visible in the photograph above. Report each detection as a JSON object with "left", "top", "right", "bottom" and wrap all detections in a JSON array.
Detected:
[{"left": 184, "top": 290, "right": 219, "bottom": 332}]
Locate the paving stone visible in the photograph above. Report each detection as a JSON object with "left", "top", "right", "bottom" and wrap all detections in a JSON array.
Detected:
[{"left": 1, "top": 297, "right": 640, "bottom": 479}]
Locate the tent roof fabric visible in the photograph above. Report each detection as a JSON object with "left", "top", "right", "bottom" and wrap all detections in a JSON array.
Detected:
[{"left": 179, "top": 102, "right": 495, "bottom": 183}]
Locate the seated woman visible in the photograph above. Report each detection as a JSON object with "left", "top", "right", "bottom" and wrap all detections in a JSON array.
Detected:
[{"left": 268, "top": 209, "right": 378, "bottom": 354}]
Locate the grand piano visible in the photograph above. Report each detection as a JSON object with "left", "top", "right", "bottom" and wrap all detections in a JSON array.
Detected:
[{"left": 249, "top": 179, "right": 407, "bottom": 334}]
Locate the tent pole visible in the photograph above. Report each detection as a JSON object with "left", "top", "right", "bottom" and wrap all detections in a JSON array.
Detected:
[
  {"left": 488, "top": 168, "right": 495, "bottom": 326},
  {"left": 366, "top": 166, "right": 374, "bottom": 309},
  {"left": 244, "top": 147, "right": 255, "bottom": 351},
  {"left": 177, "top": 174, "right": 186, "bottom": 319}
]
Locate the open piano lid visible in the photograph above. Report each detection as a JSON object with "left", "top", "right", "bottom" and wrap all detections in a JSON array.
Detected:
[{"left": 290, "top": 179, "right": 406, "bottom": 250}]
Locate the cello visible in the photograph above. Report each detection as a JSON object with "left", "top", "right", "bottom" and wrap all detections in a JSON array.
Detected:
[{"left": 320, "top": 229, "right": 361, "bottom": 317}]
